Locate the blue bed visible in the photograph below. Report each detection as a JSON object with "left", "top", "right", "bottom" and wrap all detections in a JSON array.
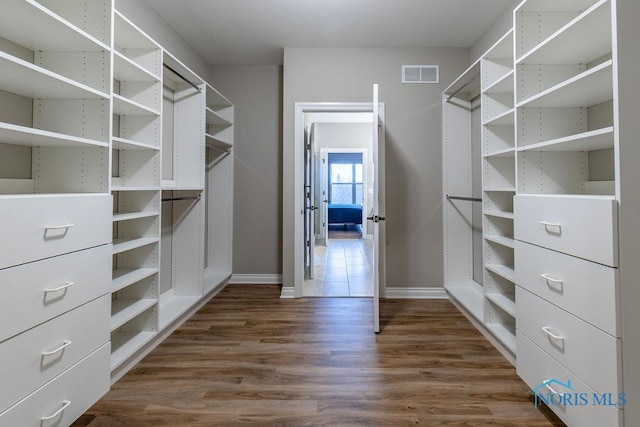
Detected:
[{"left": 328, "top": 204, "right": 362, "bottom": 225}]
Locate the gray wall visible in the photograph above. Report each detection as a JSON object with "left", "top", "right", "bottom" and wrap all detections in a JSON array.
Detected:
[
  {"left": 282, "top": 47, "right": 470, "bottom": 290},
  {"left": 209, "top": 66, "right": 283, "bottom": 275}
]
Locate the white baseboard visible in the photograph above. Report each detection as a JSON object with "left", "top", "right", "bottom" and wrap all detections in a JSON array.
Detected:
[
  {"left": 228, "top": 274, "right": 283, "bottom": 285},
  {"left": 383, "top": 287, "right": 448, "bottom": 299},
  {"left": 280, "top": 286, "right": 296, "bottom": 298}
]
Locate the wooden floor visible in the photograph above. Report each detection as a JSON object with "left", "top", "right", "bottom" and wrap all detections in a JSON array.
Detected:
[{"left": 75, "top": 285, "right": 564, "bottom": 426}]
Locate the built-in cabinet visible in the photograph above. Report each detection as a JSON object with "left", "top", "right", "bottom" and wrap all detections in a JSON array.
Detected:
[
  {"left": 0, "top": 1, "right": 234, "bottom": 424},
  {"left": 444, "top": 0, "right": 640, "bottom": 425}
]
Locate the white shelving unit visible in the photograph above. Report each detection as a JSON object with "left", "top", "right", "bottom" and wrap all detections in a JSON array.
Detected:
[
  {"left": 204, "top": 84, "right": 234, "bottom": 292},
  {"left": 110, "top": 9, "right": 162, "bottom": 379},
  {"left": 0, "top": 0, "right": 112, "bottom": 423}
]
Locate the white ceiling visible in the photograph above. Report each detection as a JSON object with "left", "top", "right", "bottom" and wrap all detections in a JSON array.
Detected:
[{"left": 142, "top": 0, "right": 514, "bottom": 65}]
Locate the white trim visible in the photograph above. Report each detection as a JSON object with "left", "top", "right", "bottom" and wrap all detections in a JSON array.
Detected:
[
  {"left": 383, "top": 287, "right": 448, "bottom": 299},
  {"left": 280, "top": 286, "right": 296, "bottom": 298},
  {"left": 229, "top": 274, "right": 283, "bottom": 285}
]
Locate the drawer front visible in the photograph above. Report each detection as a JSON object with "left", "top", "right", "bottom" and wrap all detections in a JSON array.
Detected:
[
  {"left": 0, "top": 343, "right": 110, "bottom": 426},
  {"left": 0, "top": 295, "right": 110, "bottom": 412},
  {"left": 515, "top": 240, "right": 619, "bottom": 336},
  {"left": 0, "top": 194, "right": 111, "bottom": 269},
  {"left": 517, "top": 287, "right": 621, "bottom": 395},
  {"left": 0, "top": 244, "right": 111, "bottom": 342},
  {"left": 517, "top": 333, "right": 623, "bottom": 427},
  {"left": 514, "top": 195, "right": 618, "bottom": 267}
]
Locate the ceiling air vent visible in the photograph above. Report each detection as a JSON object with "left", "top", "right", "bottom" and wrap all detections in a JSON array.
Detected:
[{"left": 402, "top": 65, "right": 439, "bottom": 83}]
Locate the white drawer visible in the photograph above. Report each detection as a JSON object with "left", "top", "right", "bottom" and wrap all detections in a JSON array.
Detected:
[
  {"left": 517, "top": 332, "right": 623, "bottom": 427},
  {"left": 0, "top": 343, "right": 110, "bottom": 426},
  {"left": 514, "top": 195, "right": 618, "bottom": 267},
  {"left": 0, "top": 194, "right": 111, "bottom": 270},
  {"left": 0, "top": 244, "right": 111, "bottom": 343},
  {"left": 517, "top": 287, "right": 621, "bottom": 395},
  {"left": 515, "top": 240, "right": 619, "bottom": 336},
  {"left": 0, "top": 295, "right": 110, "bottom": 412}
]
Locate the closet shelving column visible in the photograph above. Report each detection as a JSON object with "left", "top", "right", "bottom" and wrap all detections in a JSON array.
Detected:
[
  {"left": 480, "top": 29, "right": 516, "bottom": 354},
  {"left": 110, "top": 10, "right": 163, "bottom": 379},
  {"left": 160, "top": 52, "right": 206, "bottom": 328},
  {"left": 513, "top": 0, "right": 625, "bottom": 425},
  {"left": 442, "top": 60, "right": 485, "bottom": 321},
  {"left": 204, "top": 84, "right": 234, "bottom": 292},
  {"left": 0, "top": 0, "right": 112, "bottom": 424}
]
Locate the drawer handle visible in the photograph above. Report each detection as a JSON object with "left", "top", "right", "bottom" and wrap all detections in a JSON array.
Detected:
[
  {"left": 543, "top": 379, "right": 559, "bottom": 395},
  {"left": 539, "top": 221, "right": 561, "bottom": 231},
  {"left": 44, "top": 282, "right": 74, "bottom": 293},
  {"left": 540, "top": 274, "right": 563, "bottom": 289},
  {"left": 41, "top": 400, "right": 71, "bottom": 421},
  {"left": 42, "top": 340, "right": 72, "bottom": 356},
  {"left": 541, "top": 326, "right": 565, "bottom": 341},
  {"left": 45, "top": 223, "right": 75, "bottom": 231}
]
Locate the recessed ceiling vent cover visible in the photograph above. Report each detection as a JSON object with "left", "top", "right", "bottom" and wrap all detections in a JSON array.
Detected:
[{"left": 402, "top": 65, "right": 439, "bottom": 83}]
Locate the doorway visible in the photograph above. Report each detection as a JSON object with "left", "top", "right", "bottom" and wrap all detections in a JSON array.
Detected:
[{"left": 298, "top": 107, "right": 380, "bottom": 298}]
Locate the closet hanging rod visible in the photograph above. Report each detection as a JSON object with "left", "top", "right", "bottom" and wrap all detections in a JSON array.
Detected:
[
  {"left": 446, "top": 195, "right": 482, "bottom": 202},
  {"left": 446, "top": 72, "right": 480, "bottom": 102},
  {"left": 163, "top": 63, "right": 201, "bottom": 92},
  {"left": 162, "top": 194, "right": 201, "bottom": 202}
]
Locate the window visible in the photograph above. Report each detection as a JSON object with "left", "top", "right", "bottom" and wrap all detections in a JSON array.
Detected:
[{"left": 328, "top": 153, "right": 363, "bottom": 205}]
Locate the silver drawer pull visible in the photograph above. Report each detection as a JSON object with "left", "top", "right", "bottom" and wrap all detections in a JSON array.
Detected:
[
  {"left": 44, "top": 282, "right": 74, "bottom": 293},
  {"left": 45, "top": 223, "right": 75, "bottom": 231},
  {"left": 543, "top": 379, "right": 559, "bottom": 395},
  {"left": 540, "top": 274, "right": 563, "bottom": 289},
  {"left": 42, "top": 340, "right": 72, "bottom": 356},
  {"left": 542, "top": 326, "right": 565, "bottom": 341},
  {"left": 540, "top": 220, "right": 561, "bottom": 230},
  {"left": 41, "top": 400, "right": 71, "bottom": 421}
]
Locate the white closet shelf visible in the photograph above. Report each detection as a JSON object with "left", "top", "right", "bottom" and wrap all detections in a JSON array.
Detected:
[
  {"left": 484, "top": 147, "right": 515, "bottom": 158},
  {"left": 111, "top": 298, "right": 157, "bottom": 332},
  {"left": 112, "top": 137, "right": 160, "bottom": 151},
  {"left": 158, "top": 296, "right": 200, "bottom": 330},
  {"left": 482, "top": 109, "right": 514, "bottom": 126},
  {"left": 206, "top": 107, "right": 233, "bottom": 126},
  {"left": 204, "top": 270, "right": 232, "bottom": 291},
  {"left": 0, "top": 51, "right": 109, "bottom": 100},
  {"left": 112, "top": 237, "right": 159, "bottom": 254},
  {"left": 483, "top": 70, "right": 514, "bottom": 95},
  {"left": 0, "top": 122, "right": 108, "bottom": 149},
  {"left": 516, "top": 0, "right": 600, "bottom": 12},
  {"left": 485, "top": 235, "right": 515, "bottom": 248},
  {"left": 518, "top": 60, "right": 612, "bottom": 108},
  {"left": 206, "top": 134, "right": 233, "bottom": 149},
  {"left": 485, "top": 263, "right": 515, "bottom": 282},
  {"left": 112, "top": 268, "right": 159, "bottom": 293},
  {"left": 486, "top": 322, "right": 516, "bottom": 353},
  {"left": 114, "top": 10, "right": 159, "bottom": 50},
  {"left": 110, "top": 330, "right": 157, "bottom": 371},
  {"left": 114, "top": 51, "right": 160, "bottom": 83},
  {"left": 113, "top": 94, "right": 160, "bottom": 116},
  {"left": 206, "top": 84, "right": 233, "bottom": 108},
  {"left": 517, "top": 0, "right": 611, "bottom": 65},
  {"left": 518, "top": 126, "right": 614, "bottom": 152},
  {"left": 161, "top": 181, "right": 204, "bottom": 191},
  {"left": 486, "top": 293, "right": 516, "bottom": 317},
  {"left": 484, "top": 29, "right": 514, "bottom": 59},
  {"left": 111, "top": 185, "right": 160, "bottom": 192},
  {"left": 0, "top": 179, "right": 35, "bottom": 194},
  {"left": 484, "top": 211, "right": 515, "bottom": 220},
  {"left": 112, "top": 211, "right": 159, "bottom": 222},
  {"left": 447, "top": 284, "right": 484, "bottom": 322},
  {"left": 484, "top": 187, "right": 516, "bottom": 192},
  {"left": 444, "top": 59, "right": 480, "bottom": 98},
  {"left": 0, "top": 0, "right": 110, "bottom": 52}
]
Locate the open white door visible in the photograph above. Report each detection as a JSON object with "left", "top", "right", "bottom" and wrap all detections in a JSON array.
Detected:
[
  {"left": 319, "top": 148, "right": 329, "bottom": 245},
  {"left": 303, "top": 125, "right": 317, "bottom": 279},
  {"left": 370, "top": 84, "right": 386, "bottom": 333}
]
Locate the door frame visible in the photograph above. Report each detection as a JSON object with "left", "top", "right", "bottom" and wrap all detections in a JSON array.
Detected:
[{"left": 292, "top": 102, "right": 385, "bottom": 298}]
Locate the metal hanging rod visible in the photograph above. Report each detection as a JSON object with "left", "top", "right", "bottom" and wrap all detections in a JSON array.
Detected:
[
  {"left": 446, "top": 195, "right": 482, "bottom": 202},
  {"left": 446, "top": 72, "right": 480, "bottom": 102},
  {"left": 163, "top": 63, "right": 201, "bottom": 92},
  {"left": 162, "top": 194, "right": 201, "bottom": 202}
]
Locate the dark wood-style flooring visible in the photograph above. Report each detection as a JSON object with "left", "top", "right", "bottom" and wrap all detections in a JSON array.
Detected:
[{"left": 75, "top": 285, "right": 564, "bottom": 426}]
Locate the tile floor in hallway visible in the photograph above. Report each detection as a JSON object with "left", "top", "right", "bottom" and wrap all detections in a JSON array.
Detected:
[{"left": 303, "top": 238, "right": 374, "bottom": 297}]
